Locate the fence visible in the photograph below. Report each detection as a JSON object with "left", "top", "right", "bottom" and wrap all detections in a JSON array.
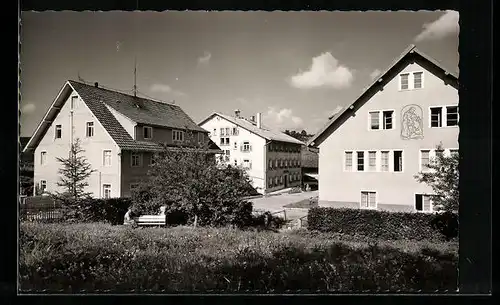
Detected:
[{"left": 19, "top": 196, "right": 64, "bottom": 222}]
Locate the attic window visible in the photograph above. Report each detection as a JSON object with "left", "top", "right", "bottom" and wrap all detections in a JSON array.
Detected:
[{"left": 143, "top": 126, "right": 153, "bottom": 140}]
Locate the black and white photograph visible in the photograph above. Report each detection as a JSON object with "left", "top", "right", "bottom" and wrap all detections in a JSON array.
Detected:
[{"left": 19, "top": 10, "right": 461, "bottom": 293}]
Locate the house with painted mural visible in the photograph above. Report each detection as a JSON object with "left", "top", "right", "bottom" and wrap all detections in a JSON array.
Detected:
[
  {"left": 23, "top": 80, "right": 221, "bottom": 198},
  {"left": 308, "top": 44, "right": 459, "bottom": 213},
  {"left": 199, "top": 110, "right": 305, "bottom": 194}
]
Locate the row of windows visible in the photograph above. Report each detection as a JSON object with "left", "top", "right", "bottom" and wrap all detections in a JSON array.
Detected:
[
  {"left": 219, "top": 139, "right": 252, "bottom": 152},
  {"left": 399, "top": 71, "right": 423, "bottom": 90},
  {"left": 368, "top": 105, "right": 458, "bottom": 131},
  {"left": 268, "top": 143, "right": 301, "bottom": 153},
  {"left": 344, "top": 148, "right": 458, "bottom": 172},
  {"left": 268, "top": 158, "right": 301, "bottom": 169},
  {"left": 213, "top": 127, "right": 239, "bottom": 137},
  {"left": 37, "top": 179, "right": 113, "bottom": 199},
  {"left": 39, "top": 150, "right": 114, "bottom": 167},
  {"left": 360, "top": 191, "right": 434, "bottom": 213},
  {"left": 267, "top": 173, "right": 301, "bottom": 188}
]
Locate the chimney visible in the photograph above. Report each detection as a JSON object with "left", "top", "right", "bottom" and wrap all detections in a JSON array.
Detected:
[
  {"left": 250, "top": 115, "right": 255, "bottom": 122},
  {"left": 94, "top": 82, "right": 99, "bottom": 88},
  {"left": 256, "top": 112, "right": 262, "bottom": 129},
  {"left": 235, "top": 109, "right": 241, "bottom": 118}
]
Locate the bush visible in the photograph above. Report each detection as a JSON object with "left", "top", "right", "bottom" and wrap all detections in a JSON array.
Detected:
[
  {"left": 19, "top": 222, "right": 458, "bottom": 293},
  {"left": 307, "top": 207, "right": 457, "bottom": 241},
  {"left": 54, "top": 197, "right": 132, "bottom": 225}
]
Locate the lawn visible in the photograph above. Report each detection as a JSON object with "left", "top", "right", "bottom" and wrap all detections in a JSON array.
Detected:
[
  {"left": 283, "top": 197, "right": 319, "bottom": 209},
  {"left": 19, "top": 222, "right": 458, "bottom": 293}
]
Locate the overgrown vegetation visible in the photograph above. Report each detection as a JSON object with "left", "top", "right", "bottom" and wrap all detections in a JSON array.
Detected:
[
  {"left": 414, "top": 144, "right": 459, "bottom": 214},
  {"left": 19, "top": 222, "right": 458, "bottom": 293},
  {"left": 130, "top": 135, "right": 258, "bottom": 228},
  {"left": 308, "top": 207, "right": 458, "bottom": 241}
]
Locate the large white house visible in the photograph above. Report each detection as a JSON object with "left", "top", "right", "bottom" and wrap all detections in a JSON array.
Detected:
[
  {"left": 23, "top": 80, "right": 221, "bottom": 198},
  {"left": 308, "top": 45, "right": 459, "bottom": 213},
  {"left": 199, "top": 111, "right": 305, "bottom": 194}
]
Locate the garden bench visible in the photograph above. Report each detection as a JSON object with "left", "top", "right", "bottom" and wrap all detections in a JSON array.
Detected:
[{"left": 134, "top": 215, "right": 166, "bottom": 227}]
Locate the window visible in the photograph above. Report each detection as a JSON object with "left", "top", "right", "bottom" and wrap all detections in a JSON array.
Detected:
[
  {"left": 280, "top": 176, "right": 283, "bottom": 184},
  {"left": 420, "top": 150, "right": 430, "bottom": 171},
  {"left": 103, "top": 150, "right": 112, "bottom": 167},
  {"left": 275, "top": 160, "right": 278, "bottom": 168},
  {"left": 233, "top": 142, "right": 237, "bottom": 150},
  {"left": 345, "top": 152, "right": 353, "bottom": 171},
  {"left": 213, "top": 128, "right": 217, "bottom": 136},
  {"left": 289, "top": 175, "right": 292, "bottom": 182},
  {"left": 280, "top": 159, "right": 284, "bottom": 168},
  {"left": 285, "top": 160, "right": 288, "bottom": 168},
  {"left": 55, "top": 125, "right": 62, "bottom": 139},
  {"left": 220, "top": 128, "right": 225, "bottom": 136},
  {"left": 86, "top": 122, "right": 94, "bottom": 137},
  {"left": 242, "top": 141, "right": 251, "bottom": 152},
  {"left": 172, "top": 130, "right": 184, "bottom": 142},
  {"left": 381, "top": 151, "right": 389, "bottom": 172},
  {"left": 369, "top": 112, "right": 380, "bottom": 130},
  {"left": 413, "top": 72, "right": 423, "bottom": 89},
  {"left": 40, "top": 151, "right": 47, "bottom": 165},
  {"left": 383, "top": 111, "right": 394, "bottom": 129},
  {"left": 268, "top": 177, "right": 273, "bottom": 188},
  {"left": 361, "top": 191, "right": 377, "bottom": 209},
  {"left": 143, "top": 126, "right": 153, "bottom": 139},
  {"left": 275, "top": 177, "right": 278, "bottom": 186},
  {"left": 198, "top": 133, "right": 204, "bottom": 144},
  {"left": 415, "top": 194, "right": 433, "bottom": 212},
  {"left": 130, "top": 183, "right": 139, "bottom": 191},
  {"left": 232, "top": 127, "right": 238, "bottom": 136},
  {"left": 243, "top": 159, "right": 251, "bottom": 169},
  {"left": 71, "top": 96, "right": 78, "bottom": 109},
  {"left": 446, "top": 106, "right": 459, "bottom": 126},
  {"left": 269, "top": 159, "right": 273, "bottom": 169},
  {"left": 225, "top": 150, "right": 230, "bottom": 162},
  {"left": 400, "top": 73, "right": 409, "bottom": 90},
  {"left": 430, "top": 107, "right": 443, "bottom": 127},
  {"left": 225, "top": 128, "right": 230, "bottom": 136},
  {"left": 368, "top": 151, "right": 377, "bottom": 171},
  {"left": 220, "top": 137, "right": 230, "bottom": 146},
  {"left": 103, "top": 184, "right": 112, "bottom": 199},
  {"left": 357, "top": 151, "right": 364, "bottom": 171},
  {"left": 40, "top": 180, "right": 47, "bottom": 192},
  {"left": 150, "top": 154, "right": 157, "bottom": 166},
  {"left": 131, "top": 152, "right": 142, "bottom": 167},
  {"left": 393, "top": 150, "right": 403, "bottom": 172},
  {"left": 234, "top": 159, "right": 238, "bottom": 167}
]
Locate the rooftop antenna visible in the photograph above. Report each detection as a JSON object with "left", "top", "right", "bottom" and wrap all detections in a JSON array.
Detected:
[{"left": 133, "top": 55, "right": 137, "bottom": 97}]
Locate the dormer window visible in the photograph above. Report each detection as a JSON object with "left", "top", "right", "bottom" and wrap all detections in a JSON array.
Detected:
[{"left": 143, "top": 126, "right": 153, "bottom": 139}]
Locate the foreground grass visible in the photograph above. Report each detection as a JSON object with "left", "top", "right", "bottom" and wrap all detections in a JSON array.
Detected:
[{"left": 19, "top": 222, "right": 458, "bottom": 293}]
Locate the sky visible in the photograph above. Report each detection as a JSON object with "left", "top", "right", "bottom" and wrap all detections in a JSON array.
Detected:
[{"left": 19, "top": 10, "right": 459, "bottom": 137}]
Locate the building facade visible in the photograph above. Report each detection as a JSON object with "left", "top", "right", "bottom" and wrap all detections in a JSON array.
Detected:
[
  {"left": 23, "top": 80, "right": 221, "bottom": 198},
  {"left": 308, "top": 45, "right": 459, "bottom": 213},
  {"left": 199, "top": 111, "right": 304, "bottom": 194}
]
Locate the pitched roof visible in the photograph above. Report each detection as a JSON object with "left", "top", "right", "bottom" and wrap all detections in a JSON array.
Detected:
[
  {"left": 23, "top": 80, "right": 221, "bottom": 153},
  {"left": 199, "top": 112, "right": 305, "bottom": 145},
  {"left": 301, "top": 146, "right": 319, "bottom": 168},
  {"left": 308, "top": 44, "right": 459, "bottom": 147}
]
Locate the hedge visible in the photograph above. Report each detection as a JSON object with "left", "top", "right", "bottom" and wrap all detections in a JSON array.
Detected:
[
  {"left": 19, "top": 222, "right": 458, "bottom": 293},
  {"left": 58, "top": 197, "right": 132, "bottom": 225},
  {"left": 307, "top": 207, "right": 458, "bottom": 241}
]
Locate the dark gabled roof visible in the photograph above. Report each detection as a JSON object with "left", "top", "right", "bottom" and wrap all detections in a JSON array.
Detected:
[
  {"left": 308, "top": 44, "right": 459, "bottom": 148},
  {"left": 23, "top": 80, "right": 217, "bottom": 153},
  {"left": 199, "top": 112, "right": 305, "bottom": 145},
  {"left": 301, "top": 146, "right": 319, "bottom": 168}
]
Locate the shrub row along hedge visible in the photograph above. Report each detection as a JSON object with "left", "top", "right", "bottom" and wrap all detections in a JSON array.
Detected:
[
  {"left": 19, "top": 222, "right": 457, "bottom": 293},
  {"left": 60, "top": 197, "right": 131, "bottom": 225},
  {"left": 307, "top": 207, "right": 458, "bottom": 241}
]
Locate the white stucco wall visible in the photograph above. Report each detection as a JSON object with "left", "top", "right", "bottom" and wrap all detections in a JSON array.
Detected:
[
  {"left": 34, "top": 87, "right": 121, "bottom": 198},
  {"left": 318, "top": 62, "right": 459, "bottom": 212}
]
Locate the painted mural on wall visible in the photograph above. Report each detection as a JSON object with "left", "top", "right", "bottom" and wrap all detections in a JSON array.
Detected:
[{"left": 401, "top": 104, "right": 424, "bottom": 140}]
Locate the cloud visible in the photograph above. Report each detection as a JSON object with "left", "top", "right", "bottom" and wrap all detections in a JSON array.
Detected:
[
  {"left": 289, "top": 52, "right": 354, "bottom": 89},
  {"left": 263, "top": 107, "right": 304, "bottom": 130},
  {"left": 330, "top": 105, "right": 343, "bottom": 118},
  {"left": 414, "top": 10, "right": 459, "bottom": 42},
  {"left": 369, "top": 69, "right": 382, "bottom": 80},
  {"left": 21, "top": 103, "right": 36, "bottom": 114},
  {"left": 150, "top": 83, "right": 186, "bottom": 96},
  {"left": 198, "top": 51, "right": 212, "bottom": 64}
]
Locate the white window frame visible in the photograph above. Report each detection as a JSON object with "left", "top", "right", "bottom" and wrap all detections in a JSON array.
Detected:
[
  {"left": 393, "top": 150, "right": 404, "bottom": 173},
  {"left": 213, "top": 128, "right": 217, "bottom": 136},
  {"left": 70, "top": 95, "right": 78, "bottom": 110},
  {"left": 344, "top": 151, "right": 353, "bottom": 172},
  {"left": 103, "top": 149, "right": 112, "bottom": 167},
  {"left": 54, "top": 124, "right": 62, "bottom": 139},
  {"left": 103, "top": 184, "right": 112, "bottom": 199},
  {"left": 243, "top": 159, "right": 251, "bottom": 169},
  {"left": 242, "top": 141, "right": 251, "bottom": 152},
  {"left": 419, "top": 149, "right": 431, "bottom": 172},
  {"left": 428, "top": 105, "right": 459, "bottom": 128},
  {"left": 360, "top": 190, "right": 377, "bottom": 210},
  {"left": 130, "top": 152, "right": 143, "bottom": 167},
  {"left": 414, "top": 193, "right": 434, "bottom": 213},
  {"left": 40, "top": 180, "right": 47, "bottom": 192},
  {"left": 220, "top": 128, "right": 225, "bottom": 136},
  {"left": 380, "top": 150, "right": 390, "bottom": 172},
  {"left": 143, "top": 126, "right": 153, "bottom": 140},
  {"left": 172, "top": 130, "right": 185, "bottom": 142},
  {"left": 86, "top": 121, "right": 94, "bottom": 137},
  {"left": 356, "top": 151, "right": 365, "bottom": 172},
  {"left": 399, "top": 73, "right": 410, "bottom": 90},
  {"left": 269, "top": 159, "right": 273, "bottom": 169},
  {"left": 368, "top": 151, "right": 377, "bottom": 171},
  {"left": 232, "top": 127, "right": 239, "bottom": 136},
  {"left": 368, "top": 109, "right": 396, "bottom": 131},
  {"left": 40, "top": 151, "right": 47, "bottom": 166},
  {"left": 412, "top": 71, "right": 424, "bottom": 89}
]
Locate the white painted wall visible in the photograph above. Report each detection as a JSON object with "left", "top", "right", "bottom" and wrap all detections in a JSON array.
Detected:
[
  {"left": 34, "top": 88, "right": 121, "bottom": 198},
  {"left": 106, "top": 104, "right": 136, "bottom": 139},
  {"left": 200, "top": 115, "right": 267, "bottom": 193},
  {"left": 318, "top": 62, "right": 459, "bottom": 212}
]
